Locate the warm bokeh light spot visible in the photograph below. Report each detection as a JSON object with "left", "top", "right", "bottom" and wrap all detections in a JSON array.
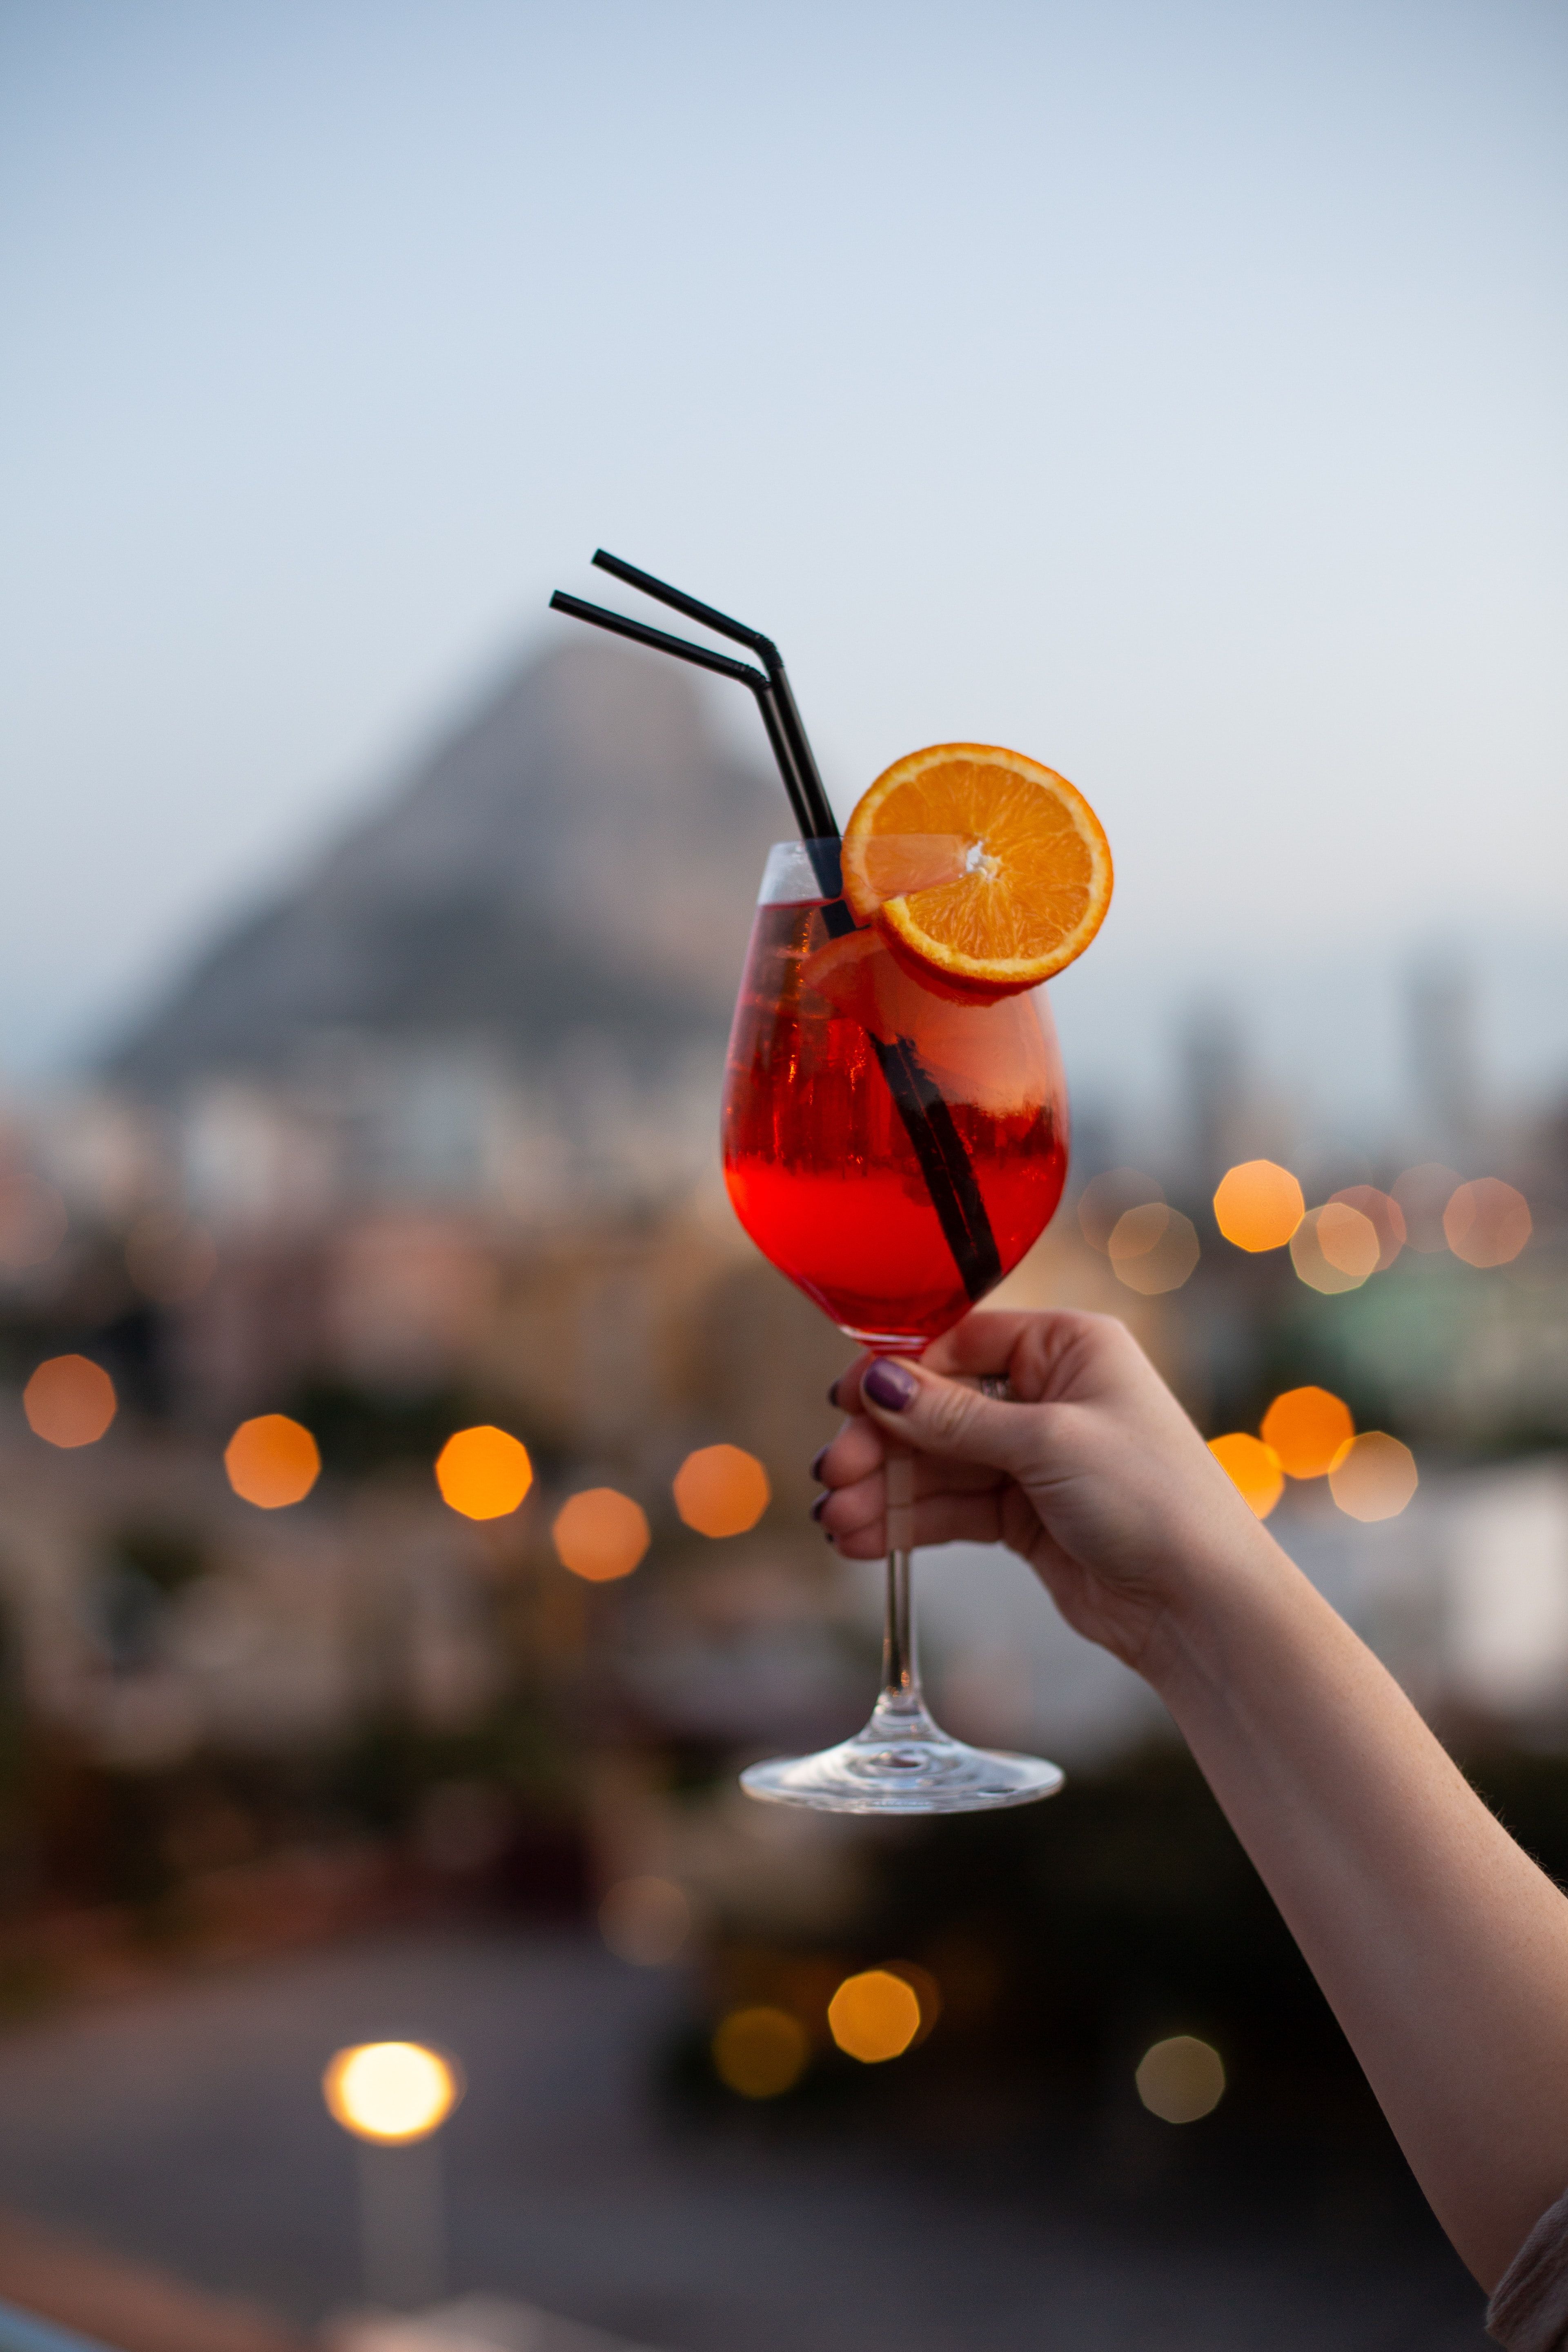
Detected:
[
  {"left": 599, "top": 1875, "right": 690, "bottom": 1965},
  {"left": 712, "top": 2005, "right": 809, "bottom": 2099},
  {"left": 434, "top": 1425, "right": 532, "bottom": 1520},
  {"left": 1329, "top": 1432, "right": 1418, "bottom": 1522},
  {"left": 1077, "top": 1168, "right": 1163, "bottom": 1254},
  {"left": 1444, "top": 1178, "right": 1531, "bottom": 1268},
  {"left": 1261, "top": 1387, "right": 1355, "bottom": 1480},
  {"left": 1392, "top": 1163, "right": 1459, "bottom": 1253},
  {"left": 1136, "top": 2035, "right": 1226, "bottom": 2124},
  {"left": 23, "top": 1354, "right": 117, "bottom": 1449},
  {"left": 552, "top": 1487, "right": 650, "bottom": 1581},
  {"left": 1207, "top": 1433, "right": 1284, "bottom": 1519},
  {"left": 1330, "top": 1185, "right": 1405, "bottom": 1272},
  {"left": 1315, "top": 1200, "right": 1381, "bottom": 1280},
  {"left": 1108, "top": 1203, "right": 1200, "bottom": 1295},
  {"left": 225, "top": 1414, "right": 321, "bottom": 1508},
  {"left": 1212, "top": 1160, "right": 1304, "bottom": 1252},
  {"left": 827, "top": 1969, "right": 923, "bottom": 2064},
  {"left": 1290, "top": 1203, "right": 1378, "bottom": 1294},
  {"left": 673, "top": 1444, "right": 771, "bottom": 1537},
  {"left": 322, "top": 2042, "right": 461, "bottom": 2143}
]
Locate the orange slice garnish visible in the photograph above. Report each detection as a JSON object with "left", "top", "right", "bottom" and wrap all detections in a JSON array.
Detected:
[{"left": 840, "top": 743, "right": 1113, "bottom": 998}]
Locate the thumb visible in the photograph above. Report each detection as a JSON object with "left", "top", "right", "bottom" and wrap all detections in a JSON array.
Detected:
[{"left": 859, "top": 1356, "right": 1038, "bottom": 1478}]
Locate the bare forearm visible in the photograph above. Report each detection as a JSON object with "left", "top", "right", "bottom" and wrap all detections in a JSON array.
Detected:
[
  {"left": 1150, "top": 1530, "right": 1568, "bottom": 2290},
  {"left": 826, "top": 1318, "right": 1568, "bottom": 2284}
]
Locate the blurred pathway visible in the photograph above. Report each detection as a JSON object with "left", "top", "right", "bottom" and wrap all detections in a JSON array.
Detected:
[{"left": 0, "top": 1927, "right": 1486, "bottom": 2351}]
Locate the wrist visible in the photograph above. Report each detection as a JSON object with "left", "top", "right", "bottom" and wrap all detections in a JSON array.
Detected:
[{"left": 1137, "top": 1512, "right": 1301, "bottom": 1709}]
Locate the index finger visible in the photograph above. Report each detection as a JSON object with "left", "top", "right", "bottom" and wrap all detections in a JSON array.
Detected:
[{"left": 833, "top": 1311, "right": 1032, "bottom": 1413}]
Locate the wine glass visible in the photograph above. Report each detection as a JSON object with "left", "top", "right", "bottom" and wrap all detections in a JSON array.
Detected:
[{"left": 722, "top": 840, "right": 1070, "bottom": 1813}]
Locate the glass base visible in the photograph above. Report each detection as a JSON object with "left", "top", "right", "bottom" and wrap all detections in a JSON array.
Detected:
[
  {"left": 838, "top": 1327, "right": 935, "bottom": 1354},
  {"left": 740, "top": 1700, "right": 1065, "bottom": 1817}
]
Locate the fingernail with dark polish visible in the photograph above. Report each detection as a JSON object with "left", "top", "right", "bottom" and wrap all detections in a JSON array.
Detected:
[
  {"left": 810, "top": 1445, "right": 829, "bottom": 1481},
  {"left": 825, "top": 1380, "right": 840, "bottom": 1408},
  {"left": 809, "top": 1492, "right": 828, "bottom": 1523},
  {"left": 864, "top": 1358, "right": 918, "bottom": 1412}
]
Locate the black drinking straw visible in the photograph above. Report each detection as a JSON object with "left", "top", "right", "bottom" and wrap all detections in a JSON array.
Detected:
[{"left": 548, "top": 556, "right": 1002, "bottom": 1301}]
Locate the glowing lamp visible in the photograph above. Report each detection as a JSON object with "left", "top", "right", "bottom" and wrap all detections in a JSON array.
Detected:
[{"left": 323, "top": 2042, "right": 461, "bottom": 2144}]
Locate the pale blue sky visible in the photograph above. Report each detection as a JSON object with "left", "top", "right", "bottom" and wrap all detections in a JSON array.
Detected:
[{"left": 2, "top": 0, "right": 1564, "bottom": 1123}]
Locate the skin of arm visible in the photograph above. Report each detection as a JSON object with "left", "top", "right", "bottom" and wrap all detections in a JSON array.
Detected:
[{"left": 814, "top": 1308, "right": 1568, "bottom": 2291}]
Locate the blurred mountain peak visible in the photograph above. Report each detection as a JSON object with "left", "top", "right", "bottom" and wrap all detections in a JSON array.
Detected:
[{"left": 110, "top": 634, "right": 782, "bottom": 1096}]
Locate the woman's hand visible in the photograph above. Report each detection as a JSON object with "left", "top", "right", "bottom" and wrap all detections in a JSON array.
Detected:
[{"left": 814, "top": 1308, "right": 1274, "bottom": 1678}]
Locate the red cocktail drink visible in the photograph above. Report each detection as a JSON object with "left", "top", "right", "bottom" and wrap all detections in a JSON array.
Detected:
[{"left": 723, "top": 856, "right": 1069, "bottom": 1350}]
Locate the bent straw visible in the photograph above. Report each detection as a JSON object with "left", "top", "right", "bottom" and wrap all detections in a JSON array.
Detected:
[
  {"left": 548, "top": 559, "right": 1002, "bottom": 1301},
  {"left": 547, "top": 590, "right": 820, "bottom": 851},
  {"left": 590, "top": 550, "right": 836, "bottom": 846}
]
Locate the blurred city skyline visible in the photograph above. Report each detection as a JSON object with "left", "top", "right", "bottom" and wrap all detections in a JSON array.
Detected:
[{"left": 3, "top": 0, "right": 1566, "bottom": 1124}]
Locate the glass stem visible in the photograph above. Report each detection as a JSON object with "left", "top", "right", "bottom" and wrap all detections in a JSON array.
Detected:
[{"left": 875, "top": 1446, "right": 926, "bottom": 1723}]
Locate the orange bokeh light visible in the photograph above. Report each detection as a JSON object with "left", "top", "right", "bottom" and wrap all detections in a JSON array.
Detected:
[
  {"left": 1328, "top": 1432, "right": 1418, "bottom": 1521},
  {"left": 23, "top": 1354, "right": 117, "bottom": 1449},
  {"left": 827, "top": 1969, "right": 923, "bottom": 2064},
  {"left": 1108, "top": 1203, "right": 1200, "bottom": 1295},
  {"left": 1212, "top": 1161, "right": 1305, "bottom": 1253},
  {"left": 673, "top": 1444, "right": 771, "bottom": 1537},
  {"left": 225, "top": 1414, "right": 321, "bottom": 1508},
  {"left": 434, "top": 1425, "right": 532, "bottom": 1520},
  {"left": 1261, "top": 1386, "right": 1354, "bottom": 1479},
  {"left": 1207, "top": 1433, "right": 1284, "bottom": 1518},
  {"left": 1314, "top": 1201, "right": 1381, "bottom": 1281},
  {"left": 712, "top": 2005, "right": 809, "bottom": 2099},
  {"left": 552, "top": 1487, "right": 650, "bottom": 1581},
  {"left": 1290, "top": 1202, "right": 1379, "bottom": 1294},
  {"left": 1330, "top": 1185, "right": 1405, "bottom": 1272},
  {"left": 1443, "top": 1178, "right": 1531, "bottom": 1269}
]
